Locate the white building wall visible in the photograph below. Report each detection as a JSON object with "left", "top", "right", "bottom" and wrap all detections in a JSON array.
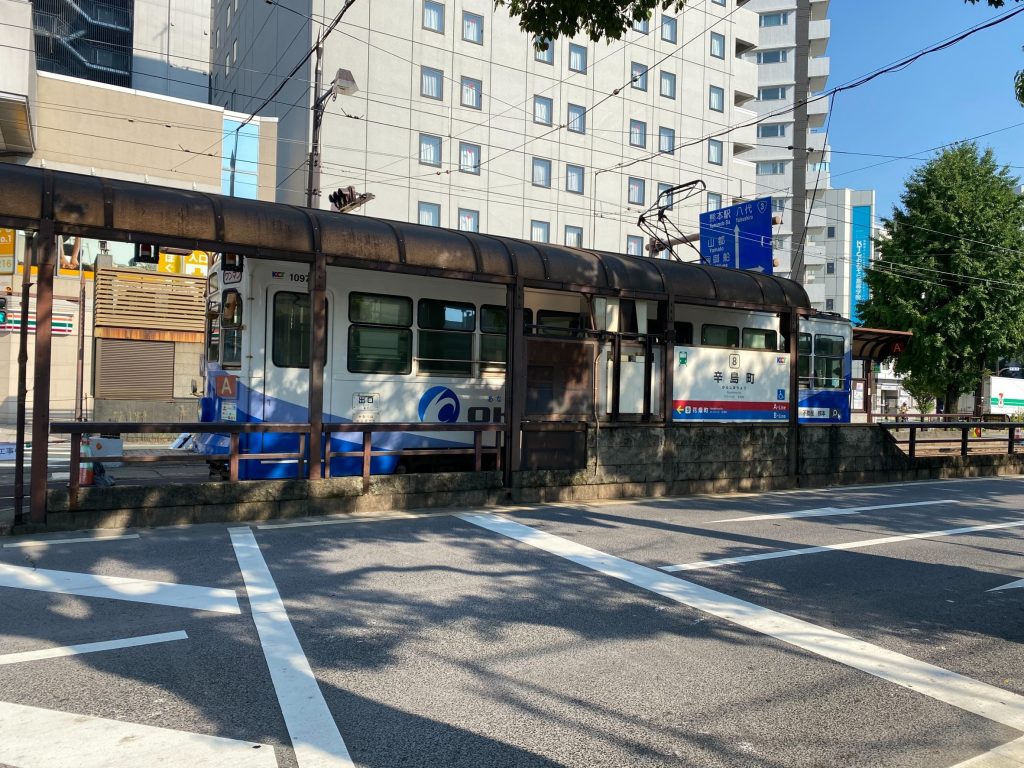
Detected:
[
  {"left": 212, "top": 0, "right": 761, "bottom": 252},
  {"left": 132, "top": 0, "right": 212, "bottom": 101}
]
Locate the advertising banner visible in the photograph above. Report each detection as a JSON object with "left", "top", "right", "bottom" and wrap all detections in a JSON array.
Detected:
[
  {"left": 850, "top": 205, "right": 872, "bottom": 323},
  {"left": 672, "top": 346, "right": 790, "bottom": 421}
]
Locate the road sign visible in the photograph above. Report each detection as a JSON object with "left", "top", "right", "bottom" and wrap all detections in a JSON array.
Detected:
[{"left": 699, "top": 197, "right": 774, "bottom": 274}]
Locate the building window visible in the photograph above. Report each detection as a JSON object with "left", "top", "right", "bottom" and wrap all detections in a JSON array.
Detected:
[
  {"left": 462, "top": 11, "right": 483, "bottom": 44},
  {"left": 461, "top": 77, "right": 482, "bottom": 109},
  {"left": 423, "top": 0, "right": 444, "bottom": 33},
  {"left": 760, "top": 11, "right": 789, "bottom": 27},
  {"left": 531, "top": 220, "right": 550, "bottom": 243},
  {"left": 710, "top": 32, "right": 725, "bottom": 59},
  {"left": 418, "top": 202, "right": 441, "bottom": 226},
  {"left": 629, "top": 119, "right": 647, "bottom": 148},
  {"left": 421, "top": 66, "right": 444, "bottom": 99},
  {"left": 657, "top": 182, "right": 674, "bottom": 210},
  {"left": 626, "top": 236, "right": 645, "bottom": 256},
  {"left": 459, "top": 142, "right": 480, "bottom": 174},
  {"left": 825, "top": 298, "right": 835, "bottom": 311},
  {"left": 773, "top": 197, "right": 787, "bottom": 213},
  {"left": 459, "top": 208, "right": 479, "bottom": 232},
  {"left": 660, "top": 71, "right": 676, "bottom": 99},
  {"left": 534, "top": 37, "right": 553, "bottom": 64},
  {"left": 225, "top": 53, "right": 230, "bottom": 78},
  {"left": 756, "top": 161, "right": 788, "bottom": 175},
  {"left": 631, "top": 62, "right": 648, "bottom": 90},
  {"left": 709, "top": 85, "right": 725, "bottom": 112},
  {"left": 419, "top": 133, "right": 442, "bottom": 166},
  {"left": 567, "top": 103, "right": 586, "bottom": 133},
  {"left": 661, "top": 15, "right": 677, "bottom": 43},
  {"left": 708, "top": 138, "right": 723, "bottom": 165},
  {"left": 827, "top": 226, "right": 837, "bottom": 238},
  {"left": 757, "top": 123, "right": 787, "bottom": 138},
  {"left": 418, "top": 298, "right": 475, "bottom": 376},
  {"left": 627, "top": 177, "right": 645, "bottom": 205},
  {"left": 569, "top": 43, "right": 587, "bottom": 73},
  {"left": 658, "top": 126, "right": 675, "bottom": 154},
  {"left": 226, "top": 4, "right": 230, "bottom": 26},
  {"left": 758, "top": 86, "right": 787, "bottom": 101},
  {"left": 707, "top": 192, "right": 722, "bottom": 210},
  {"left": 347, "top": 293, "right": 413, "bottom": 375},
  {"left": 565, "top": 164, "right": 585, "bottom": 194},
  {"left": 633, "top": 16, "right": 649, "bottom": 34},
  {"left": 826, "top": 261, "right": 836, "bottom": 274},
  {"left": 533, "top": 95, "right": 553, "bottom": 125},
  {"left": 712, "top": 0, "right": 725, "bottom": 5},
  {"left": 532, "top": 157, "right": 552, "bottom": 187},
  {"left": 757, "top": 49, "right": 788, "bottom": 64},
  {"left": 232, "top": 39, "right": 237, "bottom": 63},
  {"left": 565, "top": 225, "right": 583, "bottom": 247}
]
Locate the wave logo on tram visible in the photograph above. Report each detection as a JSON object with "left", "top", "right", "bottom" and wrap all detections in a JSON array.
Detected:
[{"left": 418, "top": 386, "right": 461, "bottom": 423}]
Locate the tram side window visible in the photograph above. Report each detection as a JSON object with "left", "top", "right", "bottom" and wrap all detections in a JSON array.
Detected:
[
  {"left": 701, "top": 324, "right": 739, "bottom": 348},
  {"left": 536, "top": 309, "right": 586, "bottom": 338},
  {"left": 418, "top": 298, "right": 476, "bottom": 375},
  {"left": 348, "top": 292, "right": 412, "bottom": 374},
  {"left": 273, "top": 292, "right": 328, "bottom": 369},
  {"left": 206, "top": 316, "right": 220, "bottom": 364},
  {"left": 742, "top": 328, "right": 778, "bottom": 351},
  {"left": 674, "top": 321, "right": 693, "bottom": 345},
  {"left": 221, "top": 290, "right": 243, "bottom": 367},
  {"left": 797, "top": 332, "right": 812, "bottom": 387},
  {"left": 815, "top": 334, "right": 845, "bottom": 389},
  {"left": 480, "top": 304, "right": 507, "bottom": 372}
]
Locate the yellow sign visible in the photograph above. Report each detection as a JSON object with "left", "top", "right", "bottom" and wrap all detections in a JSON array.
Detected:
[
  {"left": 184, "top": 250, "right": 209, "bottom": 277},
  {"left": 158, "top": 252, "right": 182, "bottom": 273},
  {"left": 0, "top": 228, "right": 15, "bottom": 274}
]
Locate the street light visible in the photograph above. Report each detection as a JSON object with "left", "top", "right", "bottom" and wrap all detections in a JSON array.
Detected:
[{"left": 305, "top": 66, "right": 358, "bottom": 209}]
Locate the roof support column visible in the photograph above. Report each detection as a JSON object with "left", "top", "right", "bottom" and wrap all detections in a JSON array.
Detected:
[
  {"left": 308, "top": 249, "right": 327, "bottom": 478},
  {"left": 787, "top": 311, "right": 801, "bottom": 481},
  {"left": 30, "top": 219, "right": 56, "bottom": 524},
  {"left": 503, "top": 278, "right": 525, "bottom": 486}
]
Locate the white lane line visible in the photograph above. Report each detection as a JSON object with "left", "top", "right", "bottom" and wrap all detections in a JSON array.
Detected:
[
  {"left": 0, "top": 699, "right": 277, "bottom": 768},
  {"left": 0, "top": 631, "right": 188, "bottom": 666},
  {"left": 4, "top": 534, "right": 140, "bottom": 548},
  {"left": 259, "top": 510, "right": 455, "bottom": 530},
  {"left": 989, "top": 577, "right": 1024, "bottom": 593},
  {"left": 0, "top": 563, "right": 240, "bottom": 614},
  {"left": 662, "top": 519, "right": 1024, "bottom": 572},
  {"left": 948, "top": 735, "right": 1024, "bottom": 767},
  {"left": 458, "top": 513, "right": 1024, "bottom": 731},
  {"left": 229, "top": 527, "right": 354, "bottom": 768},
  {"left": 710, "top": 499, "right": 958, "bottom": 523}
]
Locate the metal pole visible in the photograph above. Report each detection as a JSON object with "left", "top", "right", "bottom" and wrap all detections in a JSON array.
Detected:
[
  {"left": 74, "top": 262, "right": 86, "bottom": 422},
  {"left": 307, "top": 251, "right": 327, "bottom": 477},
  {"left": 13, "top": 233, "right": 35, "bottom": 525},
  {"left": 787, "top": 312, "right": 801, "bottom": 480},
  {"left": 305, "top": 36, "right": 325, "bottom": 209},
  {"left": 29, "top": 221, "right": 56, "bottom": 524},
  {"left": 789, "top": 0, "right": 810, "bottom": 283}
]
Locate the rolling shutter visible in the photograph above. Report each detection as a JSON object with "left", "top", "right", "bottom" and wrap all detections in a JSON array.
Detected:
[{"left": 95, "top": 339, "right": 174, "bottom": 399}]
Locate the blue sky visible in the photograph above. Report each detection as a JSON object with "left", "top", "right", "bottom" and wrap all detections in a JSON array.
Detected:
[{"left": 825, "top": 0, "right": 1024, "bottom": 218}]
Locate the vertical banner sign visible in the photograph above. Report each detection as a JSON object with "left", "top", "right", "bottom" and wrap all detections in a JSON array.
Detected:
[
  {"left": 0, "top": 228, "right": 15, "bottom": 274},
  {"left": 850, "top": 205, "right": 872, "bottom": 324}
]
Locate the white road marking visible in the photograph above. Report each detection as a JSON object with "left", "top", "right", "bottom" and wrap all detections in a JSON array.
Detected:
[
  {"left": 710, "top": 499, "right": 958, "bottom": 523},
  {"left": 988, "top": 577, "right": 1024, "bottom": 592},
  {"left": 229, "top": 527, "right": 354, "bottom": 768},
  {"left": 459, "top": 513, "right": 1024, "bottom": 731},
  {"left": 4, "top": 534, "right": 140, "bottom": 548},
  {"left": 948, "top": 735, "right": 1024, "bottom": 767},
  {"left": 0, "top": 699, "right": 277, "bottom": 768},
  {"left": 0, "top": 631, "right": 188, "bottom": 666},
  {"left": 662, "top": 519, "right": 1024, "bottom": 572},
  {"left": 0, "top": 563, "right": 240, "bottom": 614},
  {"left": 259, "top": 510, "right": 455, "bottom": 530}
]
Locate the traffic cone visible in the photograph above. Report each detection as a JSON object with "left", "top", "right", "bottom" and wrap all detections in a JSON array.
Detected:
[{"left": 79, "top": 438, "right": 93, "bottom": 487}]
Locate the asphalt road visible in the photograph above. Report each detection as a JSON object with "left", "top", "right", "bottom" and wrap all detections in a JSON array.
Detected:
[{"left": 1, "top": 476, "right": 1022, "bottom": 767}]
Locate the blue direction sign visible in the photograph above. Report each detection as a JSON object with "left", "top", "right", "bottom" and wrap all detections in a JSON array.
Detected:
[{"left": 699, "top": 196, "right": 774, "bottom": 274}]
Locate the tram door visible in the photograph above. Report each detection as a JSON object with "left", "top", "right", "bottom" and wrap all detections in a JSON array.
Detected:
[{"left": 253, "top": 284, "right": 333, "bottom": 478}]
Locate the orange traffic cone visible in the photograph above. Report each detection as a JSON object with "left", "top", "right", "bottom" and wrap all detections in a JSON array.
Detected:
[{"left": 79, "top": 438, "right": 93, "bottom": 486}]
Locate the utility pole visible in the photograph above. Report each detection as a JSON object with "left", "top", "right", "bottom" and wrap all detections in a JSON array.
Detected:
[
  {"left": 790, "top": 0, "right": 810, "bottom": 284},
  {"left": 305, "top": 37, "right": 325, "bottom": 209},
  {"left": 13, "top": 234, "right": 34, "bottom": 525}
]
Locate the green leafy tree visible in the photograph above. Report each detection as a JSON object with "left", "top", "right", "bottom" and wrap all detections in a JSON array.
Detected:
[
  {"left": 965, "top": 0, "right": 1024, "bottom": 106},
  {"left": 859, "top": 143, "right": 1024, "bottom": 412},
  {"left": 495, "top": 0, "right": 684, "bottom": 43}
]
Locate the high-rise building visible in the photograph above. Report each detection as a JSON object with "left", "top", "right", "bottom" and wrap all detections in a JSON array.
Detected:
[{"left": 212, "top": 0, "right": 766, "bottom": 252}]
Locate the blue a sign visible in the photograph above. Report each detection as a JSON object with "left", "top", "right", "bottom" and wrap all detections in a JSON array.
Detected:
[
  {"left": 699, "top": 197, "right": 774, "bottom": 274},
  {"left": 850, "top": 205, "right": 871, "bottom": 324}
]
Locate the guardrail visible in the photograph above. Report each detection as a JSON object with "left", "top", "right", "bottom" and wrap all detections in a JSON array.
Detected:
[
  {"left": 49, "top": 421, "right": 504, "bottom": 508},
  {"left": 878, "top": 420, "right": 1023, "bottom": 459},
  {"left": 870, "top": 412, "right": 1006, "bottom": 424}
]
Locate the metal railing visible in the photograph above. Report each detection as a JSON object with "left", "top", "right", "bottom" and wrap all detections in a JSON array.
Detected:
[
  {"left": 49, "top": 421, "right": 505, "bottom": 507},
  {"left": 878, "top": 420, "right": 1023, "bottom": 459}
]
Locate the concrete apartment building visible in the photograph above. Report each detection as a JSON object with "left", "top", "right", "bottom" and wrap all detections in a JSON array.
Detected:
[{"left": 212, "top": 0, "right": 765, "bottom": 253}]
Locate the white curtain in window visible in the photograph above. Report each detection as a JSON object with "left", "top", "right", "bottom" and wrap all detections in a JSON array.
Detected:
[
  {"left": 460, "top": 144, "right": 478, "bottom": 172},
  {"left": 423, "top": 2, "right": 443, "bottom": 31},
  {"left": 532, "top": 159, "right": 550, "bottom": 186},
  {"left": 463, "top": 14, "right": 481, "bottom": 42},
  {"left": 420, "top": 137, "right": 439, "bottom": 165},
  {"left": 419, "top": 204, "right": 439, "bottom": 226},
  {"left": 422, "top": 69, "right": 442, "bottom": 98},
  {"left": 630, "top": 122, "right": 645, "bottom": 147},
  {"left": 531, "top": 221, "right": 550, "bottom": 242},
  {"left": 628, "top": 178, "right": 644, "bottom": 204},
  {"left": 565, "top": 227, "right": 582, "bottom": 247},
  {"left": 659, "top": 129, "right": 674, "bottom": 153},
  {"left": 569, "top": 45, "right": 586, "bottom": 71},
  {"left": 459, "top": 209, "right": 478, "bottom": 231},
  {"left": 534, "top": 98, "right": 551, "bottom": 124},
  {"left": 566, "top": 165, "right": 583, "bottom": 193}
]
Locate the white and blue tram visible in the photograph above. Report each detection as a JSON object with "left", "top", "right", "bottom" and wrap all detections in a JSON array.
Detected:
[{"left": 197, "top": 228, "right": 851, "bottom": 480}]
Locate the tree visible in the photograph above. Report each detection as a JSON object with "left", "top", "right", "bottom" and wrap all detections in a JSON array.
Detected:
[
  {"left": 494, "top": 0, "right": 685, "bottom": 43},
  {"left": 859, "top": 143, "right": 1024, "bottom": 412},
  {"left": 965, "top": 0, "right": 1024, "bottom": 106}
]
